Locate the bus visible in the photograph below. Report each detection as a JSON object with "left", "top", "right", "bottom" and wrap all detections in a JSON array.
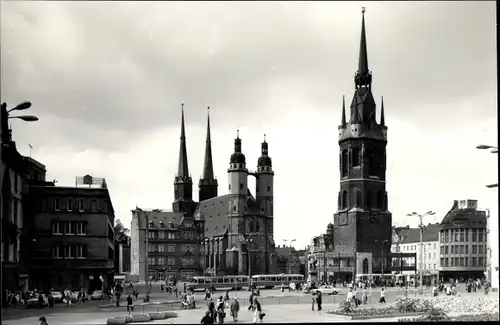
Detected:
[
  {"left": 355, "top": 274, "right": 396, "bottom": 286},
  {"left": 186, "top": 275, "right": 250, "bottom": 292},
  {"left": 251, "top": 274, "right": 305, "bottom": 289}
]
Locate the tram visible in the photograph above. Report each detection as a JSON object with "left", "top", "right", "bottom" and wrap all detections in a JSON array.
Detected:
[
  {"left": 251, "top": 274, "right": 305, "bottom": 289},
  {"left": 186, "top": 275, "right": 250, "bottom": 292}
]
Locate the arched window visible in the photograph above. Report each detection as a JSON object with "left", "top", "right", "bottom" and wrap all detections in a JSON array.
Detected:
[
  {"left": 249, "top": 221, "right": 254, "bottom": 233},
  {"left": 341, "top": 150, "right": 348, "bottom": 177},
  {"left": 377, "top": 191, "right": 384, "bottom": 210},
  {"left": 255, "top": 220, "right": 260, "bottom": 233},
  {"left": 342, "top": 191, "right": 348, "bottom": 209},
  {"left": 362, "top": 258, "right": 369, "bottom": 274},
  {"left": 352, "top": 148, "right": 360, "bottom": 167},
  {"left": 365, "top": 191, "right": 372, "bottom": 209},
  {"left": 355, "top": 188, "right": 362, "bottom": 207}
]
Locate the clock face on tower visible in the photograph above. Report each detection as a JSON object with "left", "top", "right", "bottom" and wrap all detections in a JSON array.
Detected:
[{"left": 339, "top": 213, "right": 348, "bottom": 226}]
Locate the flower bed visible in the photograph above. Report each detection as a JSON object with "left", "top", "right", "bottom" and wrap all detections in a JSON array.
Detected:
[
  {"left": 399, "top": 312, "right": 500, "bottom": 322},
  {"left": 416, "top": 296, "right": 499, "bottom": 314}
]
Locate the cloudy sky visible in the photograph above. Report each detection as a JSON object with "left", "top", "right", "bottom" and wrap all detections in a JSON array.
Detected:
[{"left": 1, "top": 1, "right": 497, "bottom": 249}]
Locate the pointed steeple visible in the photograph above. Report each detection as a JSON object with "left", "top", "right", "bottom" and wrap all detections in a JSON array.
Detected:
[
  {"left": 354, "top": 7, "right": 372, "bottom": 88},
  {"left": 177, "top": 103, "right": 190, "bottom": 178},
  {"left": 202, "top": 107, "right": 214, "bottom": 180},
  {"left": 341, "top": 95, "right": 347, "bottom": 125},
  {"left": 199, "top": 106, "right": 218, "bottom": 202},
  {"left": 258, "top": 134, "right": 272, "bottom": 168},
  {"left": 380, "top": 97, "right": 385, "bottom": 127}
]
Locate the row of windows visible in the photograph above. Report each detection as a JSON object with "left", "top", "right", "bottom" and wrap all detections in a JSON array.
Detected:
[
  {"left": 52, "top": 244, "right": 88, "bottom": 258},
  {"left": 148, "top": 256, "right": 175, "bottom": 266},
  {"left": 440, "top": 257, "right": 485, "bottom": 267},
  {"left": 340, "top": 148, "right": 385, "bottom": 177},
  {"left": 45, "top": 198, "right": 109, "bottom": 213},
  {"left": 440, "top": 245, "right": 487, "bottom": 255},
  {"left": 147, "top": 231, "right": 197, "bottom": 240},
  {"left": 52, "top": 221, "right": 88, "bottom": 235},
  {"left": 399, "top": 243, "right": 437, "bottom": 252},
  {"left": 339, "top": 189, "right": 385, "bottom": 210},
  {"left": 418, "top": 263, "right": 436, "bottom": 270},
  {"left": 148, "top": 244, "right": 177, "bottom": 253},
  {"left": 439, "top": 229, "right": 485, "bottom": 243}
]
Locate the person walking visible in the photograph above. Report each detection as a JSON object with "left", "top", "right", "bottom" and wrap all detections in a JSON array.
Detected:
[
  {"left": 248, "top": 290, "right": 255, "bottom": 311},
  {"left": 216, "top": 296, "right": 226, "bottom": 324},
  {"left": 47, "top": 292, "right": 54, "bottom": 308},
  {"left": 316, "top": 291, "right": 323, "bottom": 311},
  {"left": 127, "top": 294, "right": 134, "bottom": 312},
  {"left": 379, "top": 288, "right": 386, "bottom": 304},
  {"left": 223, "top": 290, "right": 230, "bottom": 308},
  {"left": 252, "top": 298, "right": 265, "bottom": 323},
  {"left": 201, "top": 310, "right": 214, "bottom": 324},
  {"left": 311, "top": 292, "right": 317, "bottom": 311},
  {"left": 208, "top": 298, "right": 216, "bottom": 323},
  {"left": 205, "top": 288, "right": 211, "bottom": 300},
  {"left": 230, "top": 297, "right": 240, "bottom": 322}
]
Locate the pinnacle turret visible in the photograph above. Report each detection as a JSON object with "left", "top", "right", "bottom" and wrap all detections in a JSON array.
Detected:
[
  {"left": 354, "top": 7, "right": 372, "bottom": 88},
  {"left": 380, "top": 97, "right": 386, "bottom": 127},
  {"left": 177, "top": 104, "right": 190, "bottom": 179}
]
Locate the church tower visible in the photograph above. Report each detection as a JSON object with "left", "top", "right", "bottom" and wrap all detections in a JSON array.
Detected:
[
  {"left": 226, "top": 131, "right": 249, "bottom": 274},
  {"left": 198, "top": 107, "right": 218, "bottom": 202},
  {"left": 334, "top": 9, "right": 392, "bottom": 277},
  {"left": 172, "top": 104, "right": 196, "bottom": 217},
  {"left": 256, "top": 135, "right": 275, "bottom": 274}
]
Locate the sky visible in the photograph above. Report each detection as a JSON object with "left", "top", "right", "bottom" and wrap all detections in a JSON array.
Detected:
[{"left": 1, "top": 1, "right": 497, "bottom": 250}]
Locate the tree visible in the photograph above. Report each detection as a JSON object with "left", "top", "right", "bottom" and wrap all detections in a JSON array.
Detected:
[{"left": 114, "top": 219, "right": 130, "bottom": 244}]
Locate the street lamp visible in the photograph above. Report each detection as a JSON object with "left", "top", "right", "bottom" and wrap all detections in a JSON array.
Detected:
[
  {"left": 477, "top": 144, "right": 498, "bottom": 187},
  {"left": 242, "top": 237, "right": 253, "bottom": 291},
  {"left": 375, "top": 239, "right": 389, "bottom": 284},
  {"left": 406, "top": 211, "right": 435, "bottom": 293},
  {"left": 136, "top": 207, "right": 162, "bottom": 302},
  {"left": 289, "top": 239, "right": 296, "bottom": 274}
]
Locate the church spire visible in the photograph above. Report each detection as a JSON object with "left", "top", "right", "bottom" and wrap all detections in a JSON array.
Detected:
[
  {"left": 177, "top": 103, "right": 189, "bottom": 178},
  {"left": 202, "top": 107, "right": 214, "bottom": 180},
  {"left": 354, "top": 7, "right": 372, "bottom": 88},
  {"left": 341, "top": 95, "right": 346, "bottom": 125},
  {"left": 199, "top": 106, "right": 218, "bottom": 202},
  {"left": 380, "top": 97, "right": 385, "bottom": 126}
]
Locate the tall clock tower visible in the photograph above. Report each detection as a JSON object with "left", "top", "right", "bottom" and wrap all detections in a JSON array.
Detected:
[{"left": 333, "top": 8, "right": 392, "bottom": 279}]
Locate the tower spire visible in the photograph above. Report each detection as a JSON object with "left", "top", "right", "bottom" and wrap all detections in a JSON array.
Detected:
[
  {"left": 354, "top": 7, "right": 372, "bottom": 88},
  {"left": 177, "top": 103, "right": 189, "bottom": 178},
  {"left": 380, "top": 96, "right": 385, "bottom": 126},
  {"left": 202, "top": 106, "right": 214, "bottom": 180},
  {"left": 341, "top": 95, "right": 346, "bottom": 125}
]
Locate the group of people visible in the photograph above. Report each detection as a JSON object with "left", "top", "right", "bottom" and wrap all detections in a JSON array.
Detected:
[{"left": 200, "top": 288, "right": 265, "bottom": 324}]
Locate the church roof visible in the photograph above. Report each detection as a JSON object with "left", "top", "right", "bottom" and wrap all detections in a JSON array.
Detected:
[{"left": 133, "top": 210, "right": 185, "bottom": 229}]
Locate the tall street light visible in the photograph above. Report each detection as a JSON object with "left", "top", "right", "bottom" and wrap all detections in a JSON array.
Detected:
[
  {"left": 477, "top": 144, "right": 498, "bottom": 187},
  {"left": 406, "top": 211, "right": 435, "bottom": 292},
  {"left": 136, "top": 207, "right": 162, "bottom": 302},
  {"left": 289, "top": 239, "right": 296, "bottom": 274},
  {"left": 375, "top": 239, "right": 389, "bottom": 283}
]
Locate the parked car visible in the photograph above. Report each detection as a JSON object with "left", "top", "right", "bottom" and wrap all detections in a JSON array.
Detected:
[
  {"left": 311, "top": 285, "right": 339, "bottom": 295},
  {"left": 26, "top": 294, "right": 48, "bottom": 308},
  {"left": 91, "top": 290, "right": 104, "bottom": 300},
  {"left": 50, "top": 291, "right": 63, "bottom": 303}
]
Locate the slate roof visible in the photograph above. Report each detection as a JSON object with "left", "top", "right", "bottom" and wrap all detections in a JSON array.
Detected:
[
  {"left": 396, "top": 223, "right": 440, "bottom": 244},
  {"left": 440, "top": 201, "right": 487, "bottom": 231},
  {"left": 134, "top": 210, "right": 185, "bottom": 229}
]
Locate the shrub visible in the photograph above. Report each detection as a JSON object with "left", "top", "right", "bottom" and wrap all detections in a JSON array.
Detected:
[{"left": 338, "top": 301, "right": 355, "bottom": 314}]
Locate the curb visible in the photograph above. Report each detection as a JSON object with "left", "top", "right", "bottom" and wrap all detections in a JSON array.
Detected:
[
  {"left": 326, "top": 312, "right": 425, "bottom": 320},
  {"left": 98, "top": 300, "right": 179, "bottom": 308}
]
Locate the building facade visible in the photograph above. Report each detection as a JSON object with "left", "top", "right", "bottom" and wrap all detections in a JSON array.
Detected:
[
  {"left": 390, "top": 224, "right": 440, "bottom": 280},
  {"left": 131, "top": 108, "right": 277, "bottom": 280},
  {"left": 1, "top": 114, "right": 26, "bottom": 304},
  {"left": 25, "top": 176, "right": 116, "bottom": 291},
  {"left": 331, "top": 9, "right": 392, "bottom": 282},
  {"left": 115, "top": 238, "right": 131, "bottom": 274},
  {"left": 486, "top": 207, "right": 498, "bottom": 291},
  {"left": 275, "top": 245, "right": 301, "bottom": 275},
  {"left": 438, "top": 199, "right": 487, "bottom": 281}
]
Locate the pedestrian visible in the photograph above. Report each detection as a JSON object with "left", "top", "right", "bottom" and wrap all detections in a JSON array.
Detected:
[
  {"left": 316, "top": 291, "right": 322, "bottom": 311},
  {"left": 252, "top": 298, "right": 265, "bottom": 324},
  {"left": 362, "top": 288, "right": 368, "bottom": 305},
  {"left": 38, "top": 293, "right": 45, "bottom": 308},
  {"left": 346, "top": 289, "right": 353, "bottom": 305},
  {"left": 248, "top": 290, "right": 255, "bottom": 311},
  {"left": 39, "top": 316, "right": 49, "bottom": 325},
  {"left": 216, "top": 296, "right": 225, "bottom": 324},
  {"left": 127, "top": 294, "right": 134, "bottom": 312},
  {"left": 311, "top": 291, "right": 317, "bottom": 311},
  {"left": 48, "top": 292, "right": 54, "bottom": 308},
  {"left": 432, "top": 285, "right": 438, "bottom": 297},
  {"left": 230, "top": 297, "right": 240, "bottom": 322},
  {"left": 208, "top": 298, "right": 216, "bottom": 323},
  {"left": 161, "top": 283, "right": 164, "bottom": 292},
  {"left": 191, "top": 292, "right": 197, "bottom": 309},
  {"left": 379, "top": 288, "right": 386, "bottom": 304},
  {"left": 223, "top": 290, "right": 230, "bottom": 308},
  {"left": 205, "top": 288, "right": 211, "bottom": 300},
  {"left": 201, "top": 310, "right": 214, "bottom": 324}
]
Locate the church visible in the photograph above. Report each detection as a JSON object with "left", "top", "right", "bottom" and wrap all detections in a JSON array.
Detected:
[
  {"left": 309, "top": 9, "right": 393, "bottom": 283},
  {"left": 130, "top": 107, "right": 277, "bottom": 280}
]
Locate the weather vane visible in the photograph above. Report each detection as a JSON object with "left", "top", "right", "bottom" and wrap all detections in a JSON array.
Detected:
[{"left": 362, "top": 7, "right": 366, "bottom": 14}]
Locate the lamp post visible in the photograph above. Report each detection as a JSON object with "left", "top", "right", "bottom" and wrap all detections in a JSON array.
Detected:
[
  {"left": 1, "top": 101, "right": 38, "bottom": 308},
  {"left": 406, "top": 211, "right": 435, "bottom": 292},
  {"left": 240, "top": 237, "right": 253, "bottom": 291},
  {"left": 375, "top": 239, "right": 389, "bottom": 284},
  {"left": 289, "top": 239, "right": 296, "bottom": 274},
  {"left": 136, "top": 207, "right": 162, "bottom": 302},
  {"left": 477, "top": 144, "right": 498, "bottom": 188}
]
